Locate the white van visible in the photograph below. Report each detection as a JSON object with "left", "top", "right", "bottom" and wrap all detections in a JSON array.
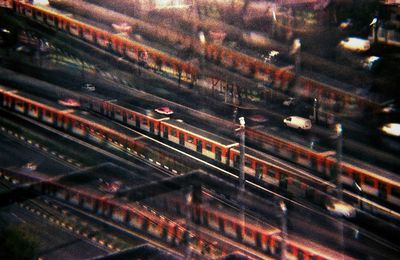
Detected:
[
  {"left": 339, "top": 37, "right": 370, "bottom": 52},
  {"left": 283, "top": 116, "right": 312, "bottom": 130}
]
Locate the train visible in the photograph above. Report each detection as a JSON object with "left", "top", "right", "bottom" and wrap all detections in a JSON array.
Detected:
[
  {"left": 1, "top": 85, "right": 400, "bottom": 215},
  {"left": 0, "top": 167, "right": 336, "bottom": 260},
  {"left": 82, "top": 93, "right": 400, "bottom": 210},
  {"left": 3, "top": 1, "right": 400, "bottom": 211},
  {"left": 7, "top": 0, "right": 381, "bottom": 114}
]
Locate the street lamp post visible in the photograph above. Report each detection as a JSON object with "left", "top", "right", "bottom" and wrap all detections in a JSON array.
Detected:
[
  {"left": 185, "top": 186, "right": 193, "bottom": 260},
  {"left": 290, "top": 38, "right": 301, "bottom": 76},
  {"left": 354, "top": 181, "right": 363, "bottom": 209},
  {"left": 336, "top": 123, "right": 343, "bottom": 200},
  {"left": 335, "top": 123, "right": 345, "bottom": 253},
  {"left": 313, "top": 98, "right": 318, "bottom": 123},
  {"left": 370, "top": 17, "right": 378, "bottom": 44},
  {"left": 280, "top": 201, "right": 287, "bottom": 260},
  {"left": 238, "top": 117, "right": 246, "bottom": 191}
]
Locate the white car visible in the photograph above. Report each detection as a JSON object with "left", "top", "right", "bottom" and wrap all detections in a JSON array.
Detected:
[
  {"left": 326, "top": 200, "right": 356, "bottom": 218},
  {"left": 82, "top": 83, "right": 95, "bottom": 92}
]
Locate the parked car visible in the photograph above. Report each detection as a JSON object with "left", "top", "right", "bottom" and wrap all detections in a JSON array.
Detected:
[
  {"left": 155, "top": 107, "right": 174, "bottom": 115},
  {"left": 283, "top": 116, "right": 312, "bottom": 130}
]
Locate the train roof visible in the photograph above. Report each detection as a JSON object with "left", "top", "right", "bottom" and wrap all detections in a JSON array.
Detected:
[
  {"left": 163, "top": 119, "right": 238, "bottom": 148},
  {"left": 110, "top": 100, "right": 170, "bottom": 121},
  {"left": 71, "top": 110, "right": 141, "bottom": 137},
  {"left": 1, "top": 86, "right": 73, "bottom": 111}
]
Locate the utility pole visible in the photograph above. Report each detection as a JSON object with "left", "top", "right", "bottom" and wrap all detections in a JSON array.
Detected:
[
  {"left": 290, "top": 38, "right": 301, "bottom": 77},
  {"left": 238, "top": 117, "right": 246, "bottom": 191},
  {"left": 185, "top": 185, "right": 193, "bottom": 260},
  {"left": 336, "top": 123, "right": 343, "bottom": 200},
  {"left": 336, "top": 123, "right": 344, "bottom": 254},
  {"left": 280, "top": 201, "right": 287, "bottom": 260},
  {"left": 313, "top": 98, "right": 318, "bottom": 123},
  {"left": 370, "top": 17, "right": 378, "bottom": 44}
]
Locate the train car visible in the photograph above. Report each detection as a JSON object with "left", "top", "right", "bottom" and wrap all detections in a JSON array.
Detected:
[
  {"left": 160, "top": 119, "right": 238, "bottom": 164},
  {"left": 102, "top": 100, "right": 169, "bottom": 136},
  {"left": 14, "top": 1, "right": 197, "bottom": 85},
  {"left": 80, "top": 93, "right": 400, "bottom": 209},
  {"left": 0, "top": 86, "right": 72, "bottom": 127},
  {"left": 2, "top": 85, "right": 400, "bottom": 210}
]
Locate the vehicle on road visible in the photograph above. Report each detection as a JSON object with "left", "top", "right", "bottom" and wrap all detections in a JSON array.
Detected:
[
  {"left": 283, "top": 97, "right": 296, "bottom": 107},
  {"left": 82, "top": 83, "right": 96, "bottom": 92},
  {"left": 339, "top": 37, "right": 370, "bottom": 52},
  {"left": 381, "top": 123, "right": 400, "bottom": 137},
  {"left": 283, "top": 116, "right": 312, "bottom": 130},
  {"left": 155, "top": 106, "right": 174, "bottom": 115},
  {"left": 23, "top": 162, "right": 37, "bottom": 171},
  {"left": 325, "top": 199, "right": 356, "bottom": 218},
  {"left": 381, "top": 103, "right": 398, "bottom": 113},
  {"left": 98, "top": 179, "right": 122, "bottom": 193},
  {"left": 247, "top": 114, "right": 268, "bottom": 123},
  {"left": 58, "top": 98, "right": 80, "bottom": 107}
]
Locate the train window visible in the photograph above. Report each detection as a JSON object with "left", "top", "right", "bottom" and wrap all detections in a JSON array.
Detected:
[
  {"left": 293, "top": 177, "right": 301, "bottom": 187},
  {"left": 267, "top": 168, "right": 275, "bottom": 177},
  {"left": 187, "top": 135, "right": 194, "bottom": 143},
  {"left": 298, "top": 249, "right": 304, "bottom": 260},
  {"left": 210, "top": 213, "right": 216, "bottom": 221},
  {"left": 392, "top": 187, "right": 400, "bottom": 198},
  {"left": 16, "top": 100, "right": 23, "bottom": 107},
  {"left": 45, "top": 110, "right": 51, "bottom": 117},
  {"left": 364, "top": 176, "right": 374, "bottom": 186},
  {"left": 245, "top": 159, "right": 252, "bottom": 168},
  {"left": 255, "top": 163, "right": 263, "bottom": 179},
  {"left": 171, "top": 128, "right": 177, "bottom": 137},
  {"left": 245, "top": 228, "right": 252, "bottom": 236},
  {"left": 342, "top": 169, "right": 351, "bottom": 177},
  {"left": 142, "top": 118, "right": 148, "bottom": 125},
  {"left": 128, "top": 114, "right": 134, "bottom": 121},
  {"left": 205, "top": 143, "right": 212, "bottom": 151}
]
